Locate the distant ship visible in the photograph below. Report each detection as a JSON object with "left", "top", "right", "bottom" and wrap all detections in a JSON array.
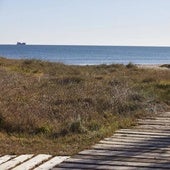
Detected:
[{"left": 17, "top": 42, "right": 26, "bottom": 45}]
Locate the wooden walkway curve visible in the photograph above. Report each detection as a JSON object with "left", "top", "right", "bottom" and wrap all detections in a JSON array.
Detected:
[{"left": 54, "top": 112, "right": 170, "bottom": 170}]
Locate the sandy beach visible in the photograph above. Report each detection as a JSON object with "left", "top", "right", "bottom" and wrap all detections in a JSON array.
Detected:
[{"left": 137, "top": 64, "right": 169, "bottom": 70}]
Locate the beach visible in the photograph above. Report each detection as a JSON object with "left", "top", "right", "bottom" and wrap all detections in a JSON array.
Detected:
[{"left": 137, "top": 64, "right": 169, "bottom": 70}]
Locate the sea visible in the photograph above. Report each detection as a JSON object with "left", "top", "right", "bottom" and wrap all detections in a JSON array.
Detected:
[{"left": 0, "top": 45, "right": 170, "bottom": 65}]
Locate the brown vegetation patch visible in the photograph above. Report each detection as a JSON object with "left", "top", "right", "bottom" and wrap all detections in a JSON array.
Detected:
[{"left": 0, "top": 57, "right": 169, "bottom": 155}]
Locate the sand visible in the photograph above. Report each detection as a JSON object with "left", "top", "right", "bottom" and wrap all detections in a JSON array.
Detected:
[{"left": 137, "top": 64, "right": 169, "bottom": 70}]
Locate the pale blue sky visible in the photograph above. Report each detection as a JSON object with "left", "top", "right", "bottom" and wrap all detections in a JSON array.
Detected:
[{"left": 0, "top": 0, "right": 170, "bottom": 46}]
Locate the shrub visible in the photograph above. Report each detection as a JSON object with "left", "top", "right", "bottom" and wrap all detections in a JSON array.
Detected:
[
  {"left": 156, "top": 81, "right": 170, "bottom": 89},
  {"left": 88, "top": 120, "right": 101, "bottom": 131},
  {"left": 0, "top": 112, "right": 5, "bottom": 129},
  {"left": 69, "top": 115, "right": 87, "bottom": 134},
  {"left": 126, "top": 62, "right": 137, "bottom": 69},
  {"left": 36, "top": 124, "right": 53, "bottom": 134},
  {"left": 142, "top": 77, "right": 156, "bottom": 83},
  {"left": 161, "top": 64, "right": 170, "bottom": 69},
  {"left": 52, "top": 76, "right": 83, "bottom": 85}
]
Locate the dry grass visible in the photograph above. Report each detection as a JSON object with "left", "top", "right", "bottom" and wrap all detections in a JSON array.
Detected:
[{"left": 0, "top": 57, "right": 169, "bottom": 155}]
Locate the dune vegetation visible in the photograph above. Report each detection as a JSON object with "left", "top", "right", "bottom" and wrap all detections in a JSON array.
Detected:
[{"left": 0, "top": 57, "right": 169, "bottom": 155}]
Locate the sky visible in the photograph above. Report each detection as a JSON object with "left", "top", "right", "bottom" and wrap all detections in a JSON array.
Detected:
[{"left": 0, "top": 0, "right": 170, "bottom": 46}]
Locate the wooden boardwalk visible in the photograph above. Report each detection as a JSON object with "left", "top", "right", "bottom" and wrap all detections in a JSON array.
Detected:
[{"left": 54, "top": 112, "right": 170, "bottom": 170}]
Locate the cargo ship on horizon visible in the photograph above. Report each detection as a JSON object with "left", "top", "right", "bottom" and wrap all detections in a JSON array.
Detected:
[{"left": 17, "top": 42, "right": 26, "bottom": 45}]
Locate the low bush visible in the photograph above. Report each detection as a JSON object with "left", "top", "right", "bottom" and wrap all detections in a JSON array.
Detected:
[{"left": 126, "top": 62, "right": 137, "bottom": 69}]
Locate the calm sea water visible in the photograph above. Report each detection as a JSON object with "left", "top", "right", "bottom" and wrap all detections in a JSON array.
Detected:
[{"left": 0, "top": 45, "right": 170, "bottom": 65}]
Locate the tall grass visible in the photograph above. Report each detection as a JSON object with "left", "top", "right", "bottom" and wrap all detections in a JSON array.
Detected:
[{"left": 0, "top": 57, "right": 169, "bottom": 154}]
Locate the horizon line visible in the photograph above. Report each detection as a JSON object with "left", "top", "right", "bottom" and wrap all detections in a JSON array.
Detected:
[{"left": 0, "top": 43, "right": 170, "bottom": 48}]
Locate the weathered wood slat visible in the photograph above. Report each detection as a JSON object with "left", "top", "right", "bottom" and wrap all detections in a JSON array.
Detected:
[
  {"left": 54, "top": 168, "right": 163, "bottom": 170},
  {"left": 138, "top": 118, "right": 170, "bottom": 121},
  {"left": 93, "top": 143, "right": 170, "bottom": 151},
  {"left": 12, "top": 154, "right": 51, "bottom": 170},
  {"left": 156, "top": 112, "right": 170, "bottom": 116},
  {"left": 154, "top": 116, "right": 170, "bottom": 118},
  {"left": 34, "top": 156, "right": 69, "bottom": 170},
  {"left": 0, "top": 155, "right": 16, "bottom": 165},
  {"left": 112, "top": 133, "right": 170, "bottom": 139},
  {"left": 92, "top": 147, "right": 170, "bottom": 154},
  {"left": 100, "top": 140, "right": 170, "bottom": 147},
  {"left": 79, "top": 149, "right": 170, "bottom": 158},
  {"left": 56, "top": 162, "right": 169, "bottom": 170},
  {"left": 53, "top": 168, "right": 81, "bottom": 170},
  {"left": 139, "top": 117, "right": 170, "bottom": 120},
  {"left": 116, "top": 129, "right": 170, "bottom": 136},
  {"left": 73, "top": 154, "right": 170, "bottom": 163},
  {"left": 104, "top": 136, "right": 170, "bottom": 142},
  {"left": 77, "top": 153, "right": 170, "bottom": 161},
  {"left": 136, "top": 125, "right": 170, "bottom": 130},
  {"left": 138, "top": 119, "right": 170, "bottom": 124},
  {"left": 64, "top": 158, "right": 170, "bottom": 168},
  {"left": 134, "top": 128, "right": 170, "bottom": 132},
  {"left": 0, "top": 154, "right": 33, "bottom": 169},
  {"left": 113, "top": 133, "right": 170, "bottom": 138},
  {"left": 53, "top": 168, "right": 79, "bottom": 170},
  {"left": 138, "top": 121, "right": 170, "bottom": 125}
]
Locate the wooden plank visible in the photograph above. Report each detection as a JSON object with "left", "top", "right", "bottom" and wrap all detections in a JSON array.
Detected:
[
  {"left": 116, "top": 129, "right": 170, "bottom": 134},
  {"left": 73, "top": 154, "right": 170, "bottom": 163},
  {"left": 114, "top": 131, "right": 170, "bottom": 137},
  {"left": 0, "top": 154, "right": 33, "bottom": 169},
  {"left": 137, "top": 123, "right": 170, "bottom": 127},
  {"left": 114, "top": 132, "right": 170, "bottom": 137},
  {"left": 12, "top": 154, "right": 52, "bottom": 170},
  {"left": 138, "top": 121, "right": 170, "bottom": 124},
  {"left": 120, "top": 127, "right": 170, "bottom": 130},
  {"left": 117, "top": 129, "right": 170, "bottom": 136},
  {"left": 53, "top": 168, "right": 80, "bottom": 170},
  {"left": 137, "top": 126, "right": 170, "bottom": 129},
  {"left": 102, "top": 139, "right": 170, "bottom": 145},
  {"left": 136, "top": 125, "right": 170, "bottom": 130},
  {"left": 104, "top": 136, "right": 170, "bottom": 142},
  {"left": 155, "top": 116, "right": 170, "bottom": 118},
  {"left": 79, "top": 149, "right": 170, "bottom": 158},
  {"left": 65, "top": 158, "right": 170, "bottom": 169},
  {"left": 99, "top": 139, "right": 169, "bottom": 147},
  {"left": 138, "top": 118, "right": 170, "bottom": 122},
  {"left": 105, "top": 136, "right": 148, "bottom": 141},
  {"left": 139, "top": 117, "right": 170, "bottom": 120},
  {"left": 157, "top": 112, "right": 170, "bottom": 116},
  {"left": 93, "top": 143, "right": 170, "bottom": 151},
  {"left": 53, "top": 168, "right": 82, "bottom": 170},
  {"left": 92, "top": 147, "right": 170, "bottom": 154},
  {"left": 113, "top": 133, "right": 170, "bottom": 139},
  {"left": 138, "top": 121, "right": 170, "bottom": 125},
  {"left": 34, "top": 156, "right": 69, "bottom": 170},
  {"left": 103, "top": 135, "right": 170, "bottom": 142},
  {"left": 56, "top": 162, "right": 167, "bottom": 170},
  {"left": 0, "top": 155, "right": 16, "bottom": 165},
  {"left": 77, "top": 153, "right": 170, "bottom": 161}
]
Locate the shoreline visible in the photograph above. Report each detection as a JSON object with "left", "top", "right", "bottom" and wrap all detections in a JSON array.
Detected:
[
  {"left": 136, "top": 64, "right": 169, "bottom": 70},
  {"left": 0, "top": 56, "right": 169, "bottom": 70}
]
